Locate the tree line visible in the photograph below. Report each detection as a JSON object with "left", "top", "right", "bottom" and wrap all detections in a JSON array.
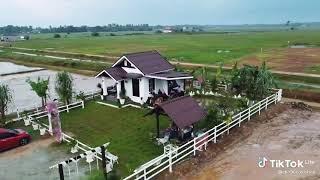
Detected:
[{"left": 0, "top": 24, "right": 152, "bottom": 35}]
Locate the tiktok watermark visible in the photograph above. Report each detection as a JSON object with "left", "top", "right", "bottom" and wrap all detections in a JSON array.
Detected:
[{"left": 258, "top": 157, "right": 317, "bottom": 175}]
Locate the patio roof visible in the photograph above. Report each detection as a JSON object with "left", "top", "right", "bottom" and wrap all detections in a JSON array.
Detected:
[
  {"left": 146, "top": 71, "right": 193, "bottom": 80},
  {"left": 95, "top": 67, "right": 142, "bottom": 81},
  {"left": 160, "top": 96, "right": 207, "bottom": 129}
]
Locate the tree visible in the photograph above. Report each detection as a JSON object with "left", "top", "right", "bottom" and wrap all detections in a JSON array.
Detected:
[
  {"left": 53, "top": 34, "right": 61, "bottom": 38},
  {"left": 55, "top": 71, "right": 74, "bottom": 104},
  {"left": 0, "top": 84, "right": 12, "bottom": 125},
  {"left": 91, "top": 32, "right": 100, "bottom": 37},
  {"left": 254, "top": 61, "right": 277, "bottom": 99},
  {"left": 26, "top": 77, "right": 50, "bottom": 107},
  {"left": 230, "top": 61, "right": 276, "bottom": 100}
]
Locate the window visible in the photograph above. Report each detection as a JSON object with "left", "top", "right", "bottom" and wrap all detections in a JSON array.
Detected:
[
  {"left": 0, "top": 132, "right": 15, "bottom": 139},
  {"left": 149, "top": 79, "right": 155, "bottom": 93}
]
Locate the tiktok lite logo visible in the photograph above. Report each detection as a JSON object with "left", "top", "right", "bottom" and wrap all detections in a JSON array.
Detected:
[{"left": 258, "top": 157, "right": 312, "bottom": 168}]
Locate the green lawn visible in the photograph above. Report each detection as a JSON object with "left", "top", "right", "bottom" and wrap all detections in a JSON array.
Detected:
[
  {"left": 57, "top": 101, "right": 170, "bottom": 176},
  {"left": 13, "top": 31, "right": 320, "bottom": 65}
]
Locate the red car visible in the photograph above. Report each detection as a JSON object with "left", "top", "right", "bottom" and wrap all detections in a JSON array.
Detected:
[{"left": 0, "top": 128, "right": 31, "bottom": 152}]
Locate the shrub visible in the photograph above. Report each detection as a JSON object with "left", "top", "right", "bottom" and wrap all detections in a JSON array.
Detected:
[
  {"left": 91, "top": 32, "right": 100, "bottom": 37},
  {"left": 53, "top": 34, "right": 61, "bottom": 38}
]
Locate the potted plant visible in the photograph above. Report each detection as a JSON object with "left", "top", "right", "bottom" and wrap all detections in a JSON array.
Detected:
[
  {"left": 39, "top": 127, "right": 46, "bottom": 135},
  {"left": 119, "top": 89, "right": 126, "bottom": 105},
  {"left": 69, "top": 139, "right": 79, "bottom": 153},
  {"left": 32, "top": 123, "right": 39, "bottom": 130}
]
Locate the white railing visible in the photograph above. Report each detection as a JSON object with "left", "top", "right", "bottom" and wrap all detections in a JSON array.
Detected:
[{"left": 123, "top": 89, "right": 282, "bottom": 180}]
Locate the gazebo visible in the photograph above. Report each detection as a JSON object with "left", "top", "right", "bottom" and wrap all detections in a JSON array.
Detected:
[{"left": 146, "top": 96, "right": 207, "bottom": 141}]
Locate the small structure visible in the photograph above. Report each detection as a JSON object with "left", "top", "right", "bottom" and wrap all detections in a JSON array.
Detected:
[
  {"left": 146, "top": 96, "right": 207, "bottom": 141},
  {"left": 0, "top": 36, "right": 18, "bottom": 42},
  {"left": 159, "top": 96, "right": 207, "bottom": 140},
  {"left": 95, "top": 51, "right": 193, "bottom": 104}
]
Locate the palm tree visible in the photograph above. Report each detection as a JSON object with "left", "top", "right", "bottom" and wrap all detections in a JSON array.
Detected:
[
  {"left": 55, "top": 71, "right": 74, "bottom": 105},
  {"left": 26, "top": 77, "right": 50, "bottom": 107},
  {"left": 0, "top": 84, "right": 12, "bottom": 125}
]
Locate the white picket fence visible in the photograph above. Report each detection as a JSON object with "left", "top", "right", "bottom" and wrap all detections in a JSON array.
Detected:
[{"left": 123, "top": 89, "right": 283, "bottom": 180}]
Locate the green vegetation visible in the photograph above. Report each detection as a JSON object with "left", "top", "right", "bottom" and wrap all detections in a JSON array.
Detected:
[
  {"left": 55, "top": 71, "right": 74, "bottom": 104},
  {"left": 51, "top": 102, "right": 170, "bottom": 176},
  {"left": 0, "top": 84, "right": 12, "bottom": 125},
  {"left": 12, "top": 31, "right": 320, "bottom": 64},
  {"left": 26, "top": 77, "right": 50, "bottom": 107},
  {"left": 230, "top": 62, "right": 276, "bottom": 100}
]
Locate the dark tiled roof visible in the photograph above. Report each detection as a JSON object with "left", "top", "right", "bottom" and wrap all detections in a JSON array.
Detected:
[
  {"left": 96, "top": 67, "right": 143, "bottom": 81},
  {"left": 124, "top": 51, "right": 174, "bottom": 75},
  {"left": 160, "top": 96, "right": 207, "bottom": 129},
  {"left": 151, "top": 71, "right": 192, "bottom": 79},
  {"left": 105, "top": 67, "right": 127, "bottom": 81}
]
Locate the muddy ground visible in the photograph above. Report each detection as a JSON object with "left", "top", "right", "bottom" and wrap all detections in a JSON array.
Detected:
[
  {"left": 0, "top": 137, "right": 88, "bottom": 180},
  {"left": 160, "top": 104, "right": 320, "bottom": 180},
  {"left": 237, "top": 48, "right": 320, "bottom": 74}
]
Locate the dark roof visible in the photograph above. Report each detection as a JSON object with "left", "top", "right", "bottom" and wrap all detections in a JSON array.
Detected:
[
  {"left": 160, "top": 96, "right": 207, "bottom": 129},
  {"left": 96, "top": 67, "right": 142, "bottom": 81},
  {"left": 150, "top": 71, "right": 192, "bottom": 79},
  {"left": 124, "top": 51, "right": 174, "bottom": 75},
  {"left": 105, "top": 67, "right": 127, "bottom": 81}
]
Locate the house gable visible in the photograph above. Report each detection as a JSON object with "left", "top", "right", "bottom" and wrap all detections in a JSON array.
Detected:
[
  {"left": 112, "top": 56, "right": 144, "bottom": 75},
  {"left": 112, "top": 51, "right": 174, "bottom": 75}
]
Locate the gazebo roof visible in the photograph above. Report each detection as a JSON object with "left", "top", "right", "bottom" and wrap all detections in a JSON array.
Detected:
[{"left": 159, "top": 96, "right": 207, "bottom": 129}]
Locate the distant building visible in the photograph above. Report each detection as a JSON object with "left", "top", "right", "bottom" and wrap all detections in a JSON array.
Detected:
[
  {"left": 0, "top": 36, "right": 18, "bottom": 42},
  {"left": 161, "top": 27, "right": 174, "bottom": 33}
]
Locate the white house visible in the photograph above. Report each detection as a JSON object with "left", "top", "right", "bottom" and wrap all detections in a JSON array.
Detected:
[{"left": 95, "top": 51, "right": 193, "bottom": 104}]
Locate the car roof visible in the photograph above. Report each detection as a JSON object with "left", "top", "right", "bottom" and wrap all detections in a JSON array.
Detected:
[{"left": 0, "top": 128, "right": 9, "bottom": 133}]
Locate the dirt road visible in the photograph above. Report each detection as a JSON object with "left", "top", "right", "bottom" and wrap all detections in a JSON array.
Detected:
[{"left": 161, "top": 105, "right": 320, "bottom": 180}]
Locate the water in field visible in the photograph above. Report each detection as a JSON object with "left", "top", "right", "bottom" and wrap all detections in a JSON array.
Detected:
[
  {"left": 0, "top": 62, "right": 102, "bottom": 113},
  {"left": 0, "top": 62, "right": 43, "bottom": 75}
]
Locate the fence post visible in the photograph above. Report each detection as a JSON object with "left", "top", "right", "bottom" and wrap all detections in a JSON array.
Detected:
[
  {"left": 168, "top": 149, "right": 172, "bottom": 173},
  {"left": 278, "top": 89, "right": 282, "bottom": 102},
  {"left": 238, "top": 112, "right": 242, "bottom": 127},
  {"left": 258, "top": 102, "right": 261, "bottom": 115},
  {"left": 274, "top": 94, "right": 277, "bottom": 104},
  {"left": 214, "top": 126, "right": 217, "bottom": 143},
  {"left": 143, "top": 169, "right": 147, "bottom": 180},
  {"left": 265, "top": 97, "right": 268, "bottom": 110},
  {"left": 81, "top": 101, "right": 85, "bottom": 108},
  {"left": 248, "top": 107, "right": 251, "bottom": 120},
  {"left": 101, "top": 146, "right": 107, "bottom": 180},
  {"left": 16, "top": 108, "right": 20, "bottom": 119},
  {"left": 193, "top": 138, "right": 197, "bottom": 156},
  {"left": 58, "top": 163, "right": 64, "bottom": 180},
  {"left": 48, "top": 113, "right": 53, "bottom": 135},
  {"left": 66, "top": 104, "right": 69, "bottom": 113}
]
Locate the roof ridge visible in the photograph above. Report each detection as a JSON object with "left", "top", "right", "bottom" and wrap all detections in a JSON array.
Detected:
[
  {"left": 160, "top": 96, "right": 190, "bottom": 106},
  {"left": 123, "top": 50, "right": 158, "bottom": 56}
]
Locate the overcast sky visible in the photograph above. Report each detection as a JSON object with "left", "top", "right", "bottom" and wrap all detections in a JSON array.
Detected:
[{"left": 0, "top": 0, "right": 319, "bottom": 27}]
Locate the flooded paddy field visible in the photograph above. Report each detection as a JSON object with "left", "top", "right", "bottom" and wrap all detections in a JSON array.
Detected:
[
  {"left": 161, "top": 104, "right": 320, "bottom": 180},
  {"left": 0, "top": 62, "right": 101, "bottom": 113}
]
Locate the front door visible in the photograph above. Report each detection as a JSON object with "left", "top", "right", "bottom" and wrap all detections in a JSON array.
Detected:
[{"left": 132, "top": 79, "right": 140, "bottom": 97}]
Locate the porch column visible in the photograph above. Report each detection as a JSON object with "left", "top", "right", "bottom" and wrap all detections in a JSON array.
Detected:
[
  {"left": 102, "top": 77, "right": 108, "bottom": 96},
  {"left": 116, "top": 82, "right": 121, "bottom": 99}
]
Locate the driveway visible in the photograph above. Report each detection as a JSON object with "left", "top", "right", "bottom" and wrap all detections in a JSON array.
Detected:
[{"left": 0, "top": 137, "right": 88, "bottom": 180}]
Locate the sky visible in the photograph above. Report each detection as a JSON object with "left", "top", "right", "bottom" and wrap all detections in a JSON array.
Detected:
[{"left": 0, "top": 0, "right": 319, "bottom": 27}]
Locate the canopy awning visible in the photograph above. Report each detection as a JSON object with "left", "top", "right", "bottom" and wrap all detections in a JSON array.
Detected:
[{"left": 159, "top": 96, "right": 206, "bottom": 129}]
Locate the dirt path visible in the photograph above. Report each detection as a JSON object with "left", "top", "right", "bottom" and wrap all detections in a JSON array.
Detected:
[
  {"left": 172, "top": 62, "right": 320, "bottom": 78},
  {"left": 3, "top": 46, "right": 320, "bottom": 78},
  {"left": 160, "top": 105, "right": 320, "bottom": 180}
]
